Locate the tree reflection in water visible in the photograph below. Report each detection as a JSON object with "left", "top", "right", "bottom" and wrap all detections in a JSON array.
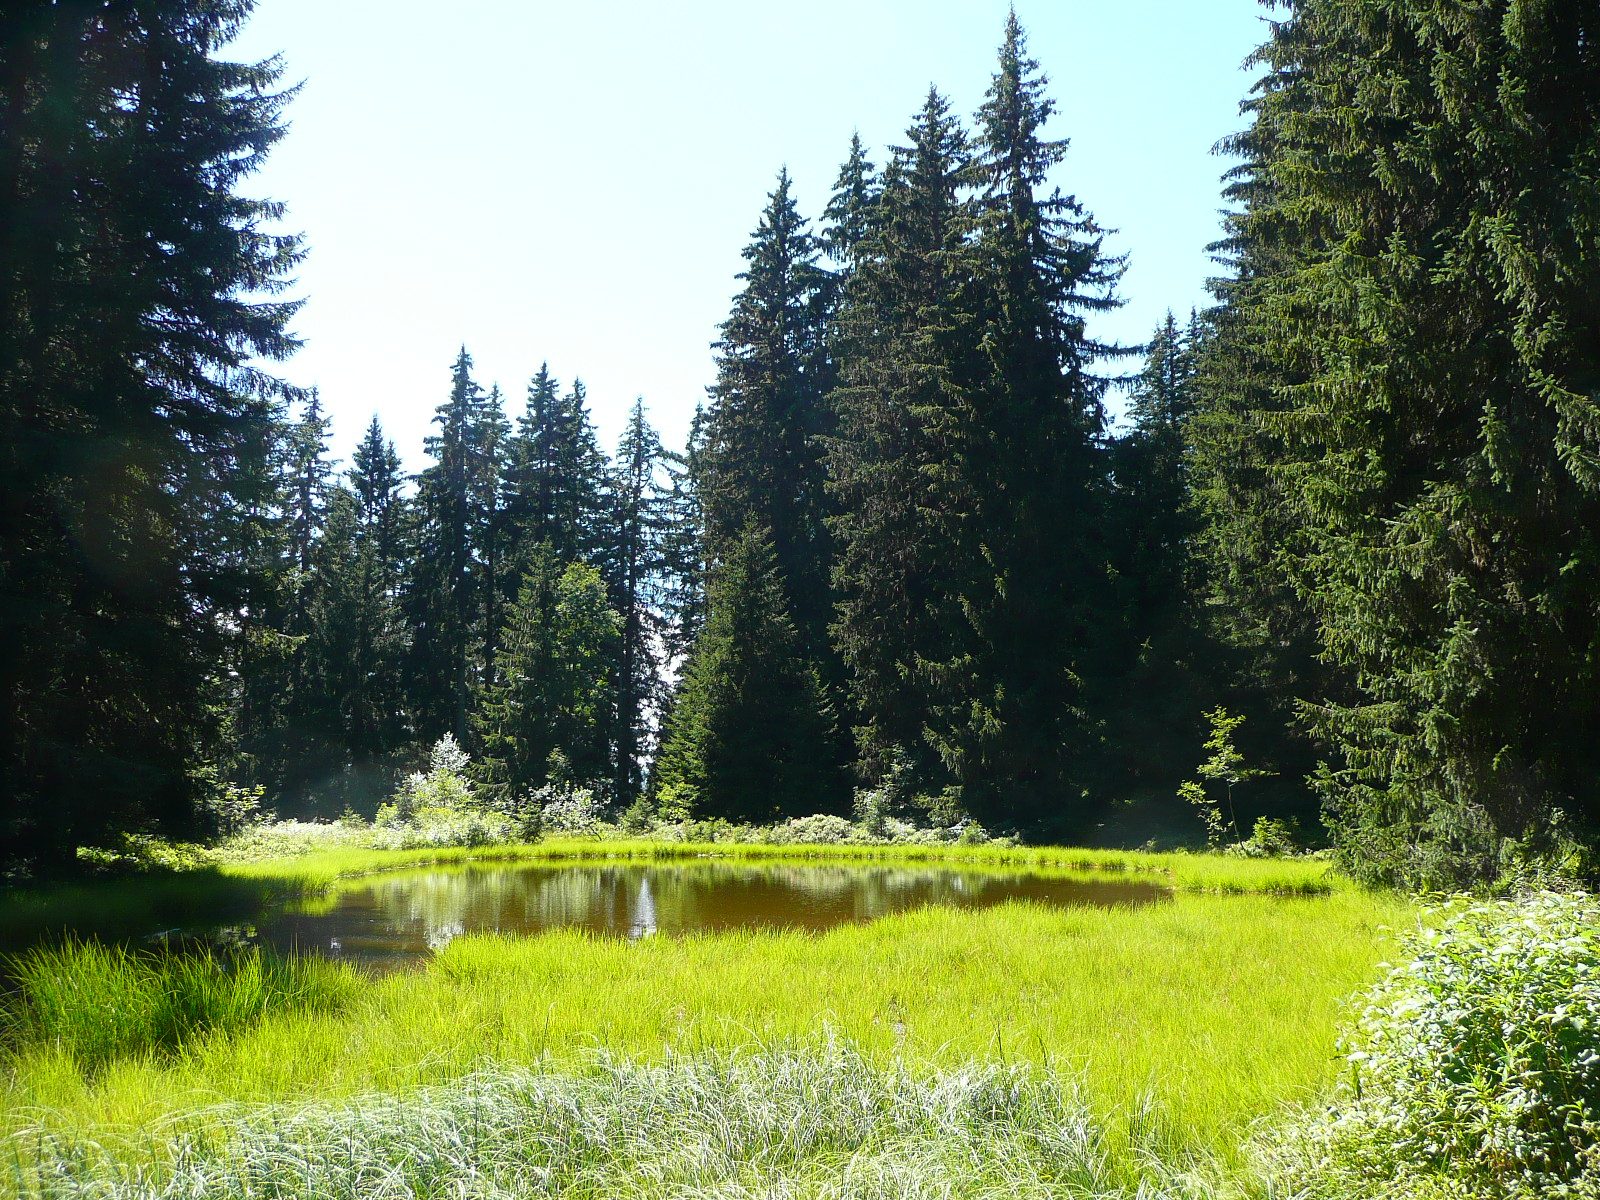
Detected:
[{"left": 246, "top": 864, "right": 1170, "bottom": 969}]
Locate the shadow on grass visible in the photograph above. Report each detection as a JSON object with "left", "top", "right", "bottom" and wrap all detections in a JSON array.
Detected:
[{"left": 0, "top": 868, "right": 315, "bottom": 956}]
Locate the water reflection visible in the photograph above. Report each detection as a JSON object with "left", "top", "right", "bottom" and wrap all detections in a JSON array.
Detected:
[{"left": 242, "top": 863, "right": 1169, "bottom": 969}]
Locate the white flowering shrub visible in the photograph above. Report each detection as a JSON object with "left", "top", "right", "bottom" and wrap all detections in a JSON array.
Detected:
[
  {"left": 537, "top": 786, "right": 604, "bottom": 836},
  {"left": 1270, "top": 892, "right": 1600, "bottom": 1199},
  {"left": 370, "top": 809, "right": 514, "bottom": 850},
  {"left": 762, "top": 813, "right": 858, "bottom": 845}
]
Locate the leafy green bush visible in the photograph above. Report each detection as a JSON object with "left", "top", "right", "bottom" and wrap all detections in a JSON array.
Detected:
[
  {"left": 1226, "top": 816, "right": 1305, "bottom": 859},
  {"left": 73, "top": 833, "right": 214, "bottom": 876},
  {"left": 1267, "top": 892, "right": 1600, "bottom": 1199}
]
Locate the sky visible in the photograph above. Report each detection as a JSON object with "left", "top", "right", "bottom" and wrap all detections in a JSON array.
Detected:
[{"left": 230, "top": 0, "right": 1269, "bottom": 467}]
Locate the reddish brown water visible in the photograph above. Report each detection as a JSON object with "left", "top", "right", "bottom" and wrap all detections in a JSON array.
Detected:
[{"left": 237, "top": 862, "right": 1170, "bottom": 969}]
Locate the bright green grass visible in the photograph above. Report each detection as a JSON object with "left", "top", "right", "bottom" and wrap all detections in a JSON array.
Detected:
[
  {"left": 2, "top": 890, "right": 1409, "bottom": 1173},
  {"left": 8, "top": 1046, "right": 1193, "bottom": 1199},
  {"left": 0, "top": 839, "right": 1339, "bottom": 948},
  {"left": 221, "top": 837, "right": 1344, "bottom": 895},
  {"left": 0, "top": 842, "right": 1406, "bottom": 1195}
]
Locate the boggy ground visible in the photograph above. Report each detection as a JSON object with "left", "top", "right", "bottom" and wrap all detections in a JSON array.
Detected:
[{"left": 0, "top": 842, "right": 1410, "bottom": 1198}]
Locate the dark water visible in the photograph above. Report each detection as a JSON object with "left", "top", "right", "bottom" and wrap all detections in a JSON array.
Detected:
[{"left": 225, "top": 863, "right": 1169, "bottom": 970}]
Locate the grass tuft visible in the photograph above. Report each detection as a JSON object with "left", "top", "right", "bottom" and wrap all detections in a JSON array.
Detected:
[
  {"left": 7, "top": 1043, "right": 1175, "bottom": 1199},
  {"left": 3, "top": 940, "right": 359, "bottom": 1074}
]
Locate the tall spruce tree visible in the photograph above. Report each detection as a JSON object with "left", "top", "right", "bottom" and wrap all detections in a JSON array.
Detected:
[
  {"left": 0, "top": 0, "right": 302, "bottom": 868},
  {"left": 699, "top": 170, "right": 836, "bottom": 671},
  {"left": 919, "top": 13, "right": 1124, "bottom": 831},
  {"left": 474, "top": 551, "right": 620, "bottom": 806},
  {"left": 407, "top": 348, "right": 485, "bottom": 742},
  {"left": 821, "top": 133, "right": 881, "bottom": 270},
  {"left": 654, "top": 524, "right": 837, "bottom": 822},
  {"left": 826, "top": 89, "right": 974, "bottom": 792},
  {"left": 658, "top": 405, "right": 708, "bottom": 665},
  {"left": 285, "top": 389, "right": 333, "bottom": 608},
  {"left": 604, "top": 399, "right": 675, "bottom": 802},
  {"left": 1207, "top": 0, "right": 1600, "bottom": 886},
  {"left": 504, "top": 367, "right": 607, "bottom": 571}
]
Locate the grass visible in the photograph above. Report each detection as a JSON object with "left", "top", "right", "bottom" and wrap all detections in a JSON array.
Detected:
[
  {"left": 2, "top": 941, "right": 359, "bottom": 1076},
  {"left": 0, "top": 840, "right": 1406, "bottom": 1196},
  {"left": 7, "top": 1045, "right": 1175, "bottom": 1199},
  {"left": 220, "top": 837, "right": 1345, "bottom": 896},
  {"left": 1, "top": 892, "right": 1409, "bottom": 1183},
  {"left": 0, "top": 838, "right": 1339, "bottom": 949}
]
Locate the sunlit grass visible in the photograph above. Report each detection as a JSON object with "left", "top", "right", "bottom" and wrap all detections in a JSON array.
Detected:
[
  {"left": 226, "top": 837, "right": 1344, "bottom": 896},
  {"left": 1, "top": 890, "right": 1409, "bottom": 1174},
  {"left": 8, "top": 1044, "right": 1184, "bottom": 1199},
  {"left": 4, "top": 942, "right": 359, "bottom": 1076}
]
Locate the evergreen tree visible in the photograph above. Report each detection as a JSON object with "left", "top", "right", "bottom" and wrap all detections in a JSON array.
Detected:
[
  {"left": 472, "top": 384, "right": 512, "bottom": 692},
  {"left": 0, "top": 0, "right": 301, "bottom": 869},
  {"left": 1207, "top": 0, "right": 1600, "bottom": 886},
  {"left": 332, "top": 419, "right": 410, "bottom": 773},
  {"left": 919, "top": 12, "right": 1124, "bottom": 830},
  {"left": 826, "top": 88, "right": 974, "bottom": 791},
  {"left": 699, "top": 170, "right": 836, "bottom": 672},
  {"left": 504, "top": 366, "right": 607, "bottom": 570},
  {"left": 655, "top": 524, "right": 837, "bottom": 822},
  {"left": 285, "top": 388, "right": 333, "bottom": 608},
  {"left": 407, "top": 348, "right": 485, "bottom": 742},
  {"left": 821, "top": 132, "right": 881, "bottom": 269},
  {"left": 659, "top": 405, "right": 708, "bottom": 665},
  {"left": 350, "top": 415, "right": 407, "bottom": 582},
  {"left": 604, "top": 399, "right": 675, "bottom": 802},
  {"left": 474, "top": 551, "right": 620, "bottom": 805}
]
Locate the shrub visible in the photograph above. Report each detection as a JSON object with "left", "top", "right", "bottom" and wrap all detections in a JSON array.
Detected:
[
  {"left": 537, "top": 786, "right": 604, "bottom": 836},
  {"left": 1266, "top": 892, "right": 1600, "bottom": 1199},
  {"left": 1227, "top": 816, "right": 1305, "bottom": 859},
  {"left": 369, "top": 808, "right": 514, "bottom": 850},
  {"left": 762, "top": 813, "right": 858, "bottom": 845}
]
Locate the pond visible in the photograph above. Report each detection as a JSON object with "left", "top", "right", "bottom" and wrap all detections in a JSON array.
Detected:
[{"left": 217, "top": 863, "right": 1171, "bottom": 969}]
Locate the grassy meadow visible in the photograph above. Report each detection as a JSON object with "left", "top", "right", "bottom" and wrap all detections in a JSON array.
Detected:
[{"left": 0, "top": 842, "right": 1410, "bottom": 1197}]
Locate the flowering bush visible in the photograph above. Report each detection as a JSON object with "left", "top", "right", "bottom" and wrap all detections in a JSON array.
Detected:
[
  {"left": 369, "top": 809, "right": 513, "bottom": 850},
  {"left": 537, "top": 786, "right": 605, "bottom": 836},
  {"left": 1267, "top": 892, "right": 1600, "bottom": 1199},
  {"left": 760, "top": 813, "right": 858, "bottom": 845}
]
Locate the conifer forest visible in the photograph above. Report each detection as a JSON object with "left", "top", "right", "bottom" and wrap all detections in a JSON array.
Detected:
[{"left": 5, "top": 4, "right": 1600, "bottom": 1198}]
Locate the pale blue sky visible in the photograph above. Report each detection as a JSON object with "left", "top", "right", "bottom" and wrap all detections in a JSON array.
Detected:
[{"left": 232, "top": 0, "right": 1267, "bottom": 465}]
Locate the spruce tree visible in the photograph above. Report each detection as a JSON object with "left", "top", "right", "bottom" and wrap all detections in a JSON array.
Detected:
[
  {"left": 699, "top": 170, "right": 836, "bottom": 671},
  {"left": 474, "top": 551, "right": 620, "bottom": 806},
  {"left": 1206, "top": 0, "right": 1600, "bottom": 886},
  {"left": 503, "top": 366, "right": 607, "bottom": 571},
  {"left": 603, "top": 399, "right": 675, "bottom": 802},
  {"left": 821, "top": 132, "right": 881, "bottom": 270},
  {"left": 286, "top": 388, "right": 333, "bottom": 607},
  {"left": 658, "top": 405, "right": 708, "bottom": 665},
  {"left": 407, "top": 348, "right": 485, "bottom": 742},
  {"left": 826, "top": 89, "right": 974, "bottom": 791},
  {"left": 0, "top": 0, "right": 302, "bottom": 868},
  {"left": 654, "top": 524, "right": 837, "bottom": 822},
  {"left": 920, "top": 12, "right": 1124, "bottom": 830}
]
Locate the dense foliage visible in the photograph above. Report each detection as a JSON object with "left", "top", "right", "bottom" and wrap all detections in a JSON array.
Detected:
[
  {"left": 1267, "top": 893, "right": 1600, "bottom": 1199},
  {"left": 1193, "top": 0, "right": 1600, "bottom": 887},
  {"left": 8, "top": 0, "right": 1600, "bottom": 889}
]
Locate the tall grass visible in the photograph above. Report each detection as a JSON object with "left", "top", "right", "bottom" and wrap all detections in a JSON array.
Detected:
[
  {"left": 2, "top": 890, "right": 1410, "bottom": 1168},
  {"left": 3, "top": 942, "right": 359, "bottom": 1074},
  {"left": 8, "top": 1044, "right": 1188, "bottom": 1199}
]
